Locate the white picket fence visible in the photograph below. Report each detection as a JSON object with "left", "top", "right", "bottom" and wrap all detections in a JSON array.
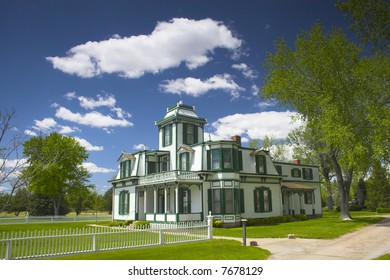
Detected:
[{"left": 0, "top": 218, "right": 213, "bottom": 260}]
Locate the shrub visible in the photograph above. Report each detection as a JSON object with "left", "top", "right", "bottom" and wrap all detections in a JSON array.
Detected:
[
  {"left": 294, "top": 214, "right": 307, "bottom": 221},
  {"left": 377, "top": 207, "right": 390, "bottom": 213},
  {"left": 134, "top": 221, "right": 150, "bottom": 229},
  {"left": 213, "top": 220, "right": 223, "bottom": 228}
]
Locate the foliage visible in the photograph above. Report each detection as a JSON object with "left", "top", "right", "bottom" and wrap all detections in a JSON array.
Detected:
[
  {"left": 7, "top": 187, "right": 29, "bottom": 216},
  {"left": 213, "top": 220, "right": 223, "bottom": 228},
  {"left": 376, "top": 208, "right": 390, "bottom": 214},
  {"left": 365, "top": 161, "right": 390, "bottom": 210},
  {"left": 246, "top": 215, "right": 294, "bottom": 226},
  {"left": 294, "top": 214, "right": 307, "bottom": 221},
  {"left": 337, "top": 0, "right": 390, "bottom": 54},
  {"left": 110, "top": 220, "right": 134, "bottom": 227},
  {"left": 27, "top": 193, "right": 70, "bottom": 216},
  {"left": 134, "top": 220, "right": 150, "bottom": 229},
  {"left": 260, "top": 22, "right": 390, "bottom": 220},
  {"left": 249, "top": 135, "right": 290, "bottom": 162},
  {"left": 22, "top": 133, "right": 91, "bottom": 216}
]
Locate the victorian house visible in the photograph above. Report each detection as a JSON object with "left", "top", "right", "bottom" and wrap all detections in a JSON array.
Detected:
[{"left": 109, "top": 102, "right": 322, "bottom": 225}]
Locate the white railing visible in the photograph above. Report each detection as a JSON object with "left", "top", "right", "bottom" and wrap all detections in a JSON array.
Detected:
[
  {"left": 0, "top": 217, "right": 213, "bottom": 260},
  {"left": 139, "top": 171, "right": 200, "bottom": 185}
]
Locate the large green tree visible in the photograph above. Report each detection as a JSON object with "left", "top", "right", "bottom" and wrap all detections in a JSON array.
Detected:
[
  {"left": 261, "top": 23, "right": 389, "bottom": 220},
  {"left": 22, "top": 133, "right": 91, "bottom": 216},
  {"left": 365, "top": 160, "right": 390, "bottom": 210}
]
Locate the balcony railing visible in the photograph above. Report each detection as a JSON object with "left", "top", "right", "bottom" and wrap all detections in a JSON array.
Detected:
[{"left": 139, "top": 170, "right": 201, "bottom": 185}]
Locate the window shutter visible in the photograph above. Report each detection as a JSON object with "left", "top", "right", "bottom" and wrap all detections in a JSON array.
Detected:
[
  {"left": 268, "top": 189, "right": 272, "bottom": 211},
  {"left": 240, "top": 189, "right": 245, "bottom": 213},
  {"left": 253, "top": 189, "right": 259, "bottom": 213},
  {"left": 185, "top": 152, "right": 190, "bottom": 171},
  {"left": 127, "top": 160, "right": 131, "bottom": 177},
  {"left": 233, "top": 149, "right": 238, "bottom": 171},
  {"left": 193, "top": 125, "right": 198, "bottom": 144},
  {"left": 206, "top": 150, "right": 211, "bottom": 170},
  {"left": 178, "top": 189, "right": 183, "bottom": 213},
  {"left": 187, "top": 189, "right": 191, "bottom": 213},
  {"left": 162, "top": 127, "right": 165, "bottom": 147},
  {"left": 238, "top": 151, "right": 243, "bottom": 171},
  {"left": 207, "top": 189, "right": 212, "bottom": 213}
]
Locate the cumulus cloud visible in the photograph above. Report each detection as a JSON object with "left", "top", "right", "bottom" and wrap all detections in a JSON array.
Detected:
[
  {"left": 160, "top": 74, "right": 245, "bottom": 99},
  {"left": 73, "top": 137, "right": 103, "bottom": 151},
  {"left": 208, "top": 111, "right": 302, "bottom": 141},
  {"left": 55, "top": 107, "right": 133, "bottom": 128},
  {"left": 82, "top": 162, "right": 115, "bottom": 173},
  {"left": 232, "top": 63, "right": 258, "bottom": 79},
  {"left": 46, "top": 18, "right": 242, "bottom": 78},
  {"left": 133, "top": 144, "right": 148, "bottom": 151},
  {"left": 31, "top": 117, "right": 80, "bottom": 134}
]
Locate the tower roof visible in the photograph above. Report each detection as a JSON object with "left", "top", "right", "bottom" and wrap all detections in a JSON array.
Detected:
[{"left": 155, "top": 101, "right": 207, "bottom": 127}]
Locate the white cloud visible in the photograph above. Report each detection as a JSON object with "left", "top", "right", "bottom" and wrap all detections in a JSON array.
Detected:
[
  {"left": 133, "top": 144, "right": 148, "bottom": 151},
  {"left": 24, "top": 129, "right": 38, "bottom": 137},
  {"left": 208, "top": 111, "right": 302, "bottom": 141},
  {"left": 73, "top": 137, "right": 103, "bottom": 151},
  {"left": 160, "top": 74, "right": 245, "bottom": 99},
  {"left": 55, "top": 107, "right": 133, "bottom": 128},
  {"left": 31, "top": 117, "right": 80, "bottom": 135},
  {"left": 46, "top": 18, "right": 242, "bottom": 78},
  {"left": 232, "top": 63, "right": 258, "bottom": 79},
  {"left": 82, "top": 162, "right": 115, "bottom": 173},
  {"left": 77, "top": 94, "right": 116, "bottom": 109}
]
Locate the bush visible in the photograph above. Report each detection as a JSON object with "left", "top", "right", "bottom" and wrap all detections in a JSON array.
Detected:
[
  {"left": 245, "top": 215, "right": 294, "bottom": 226},
  {"left": 377, "top": 207, "right": 390, "bottom": 213},
  {"left": 213, "top": 220, "right": 223, "bottom": 228},
  {"left": 294, "top": 214, "right": 307, "bottom": 221},
  {"left": 134, "top": 221, "right": 150, "bottom": 229}
]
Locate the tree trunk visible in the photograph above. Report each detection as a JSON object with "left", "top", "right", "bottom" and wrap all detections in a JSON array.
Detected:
[
  {"left": 329, "top": 146, "right": 352, "bottom": 220},
  {"left": 52, "top": 195, "right": 62, "bottom": 217}
]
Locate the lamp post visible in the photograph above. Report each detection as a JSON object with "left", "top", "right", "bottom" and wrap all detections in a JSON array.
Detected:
[{"left": 241, "top": 219, "right": 247, "bottom": 246}]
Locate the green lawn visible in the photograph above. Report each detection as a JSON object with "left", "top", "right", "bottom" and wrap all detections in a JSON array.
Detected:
[
  {"left": 213, "top": 211, "right": 383, "bottom": 239},
  {"left": 46, "top": 239, "right": 270, "bottom": 260},
  {"left": 375, "top": 254, "right": 390, "bottom": 260}
]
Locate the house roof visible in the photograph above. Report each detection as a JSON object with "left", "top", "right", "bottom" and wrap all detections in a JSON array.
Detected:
[
  {"left": 155, "top": 101, "right": 207, "bottom": 127},
  {"left": 177, "top": 145, "right": 195, "bottom": 153},
  {"left": 117, "top": 152, "right": 135, "bottom": 162}
]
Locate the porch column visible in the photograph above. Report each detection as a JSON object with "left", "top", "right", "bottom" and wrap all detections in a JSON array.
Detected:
[
  {"left": 164, "top": 187, "right": 168, "bottom": 213},
  {"left": 291, "top": 191, "right": 295, "bottom": 216},
  {"left": 154, "top": 188, "right": 157, "bottom": 213},
  {"left": 175, "top": 184, "right": 179, "bottom": 213},
  {"left": 144, "top": 189, "right": 147, "bottom": 216}
]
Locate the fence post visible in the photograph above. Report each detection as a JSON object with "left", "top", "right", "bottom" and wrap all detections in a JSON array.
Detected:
[
  {"left": 159, "top": 230, "right": 165, "bottom": 245},
  {"left": 207, "top": 213, "right": 214, "bottom": 240},
  {"left": 92, "top": 234, "right": 96, "bottom": 251},
  {"left": 6, "top": 240, "right": 11, "bottom": 260}
]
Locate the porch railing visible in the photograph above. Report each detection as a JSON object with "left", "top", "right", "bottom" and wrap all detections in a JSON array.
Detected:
[{"left": 139, "top": 171, "right": 200, "bottom": 185}]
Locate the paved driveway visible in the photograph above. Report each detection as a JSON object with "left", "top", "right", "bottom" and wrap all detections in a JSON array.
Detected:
[{"left": 218, "top": 216, "right": 390, "bottom": 260}]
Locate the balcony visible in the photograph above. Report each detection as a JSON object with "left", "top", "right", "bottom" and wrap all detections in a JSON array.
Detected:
[{"left": 138, "top": 170, "right": 202, "bottom": 185}]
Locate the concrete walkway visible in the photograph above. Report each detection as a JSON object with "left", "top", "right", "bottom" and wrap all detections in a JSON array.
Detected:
[{"left": 216, "top": 216, "right": 390, "bottom": 260}]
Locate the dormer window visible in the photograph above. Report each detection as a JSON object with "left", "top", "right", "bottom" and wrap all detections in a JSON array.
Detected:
[
  {"left": 120, "top": 160, "right": 131, "bottom": 178},
  {"left": 183, "top": 123, "right": 198, "bottom": 145},
  {"left": 255, "top": 155, "right": 267, "bottom": 174},
  {"left": 162, "top": 124, "right": 172, "bottom": 147}
]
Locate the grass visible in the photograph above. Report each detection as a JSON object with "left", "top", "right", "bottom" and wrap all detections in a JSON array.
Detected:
[
  {"left": 375, "top": 254, "right": 390, "bottom": 260},
  {"left": 45, "top": 239, "right": 270, "bottom": 260},
  {"left": 213, "top": 211, "right": 383, "bottom": 239}
]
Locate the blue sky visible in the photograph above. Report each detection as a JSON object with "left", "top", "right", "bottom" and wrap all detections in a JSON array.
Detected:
[{"left": 0, "top": 0, "right": 354, "bottom": 194}]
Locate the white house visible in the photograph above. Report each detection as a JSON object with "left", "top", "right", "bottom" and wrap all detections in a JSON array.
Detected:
[{"left": 109, "top": 102, "right": 322, "bottom": 225}]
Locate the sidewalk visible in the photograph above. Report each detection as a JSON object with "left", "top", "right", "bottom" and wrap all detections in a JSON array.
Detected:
[{"left": 216, "top": 216, "right": 390, "bottom": 260}]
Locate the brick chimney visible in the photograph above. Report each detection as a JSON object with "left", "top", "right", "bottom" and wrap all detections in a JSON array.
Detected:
[
  {"left": 231, "top": 135, "right": 241, "bottom": 146},
  {"left": 293, "top": 159, "right": 301, "bottom": 165}
]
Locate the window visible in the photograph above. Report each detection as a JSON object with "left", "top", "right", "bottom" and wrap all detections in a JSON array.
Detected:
[
  {"left": 159, "top": 155, "right": 170, "bottom": 172},
  {"left": 291, "top": 168, "right": 301, "bottom": 178},
  {"left": 120, "top": 160, "right": 131, "bottom": 178},
  {"left": 224, "top": 189, "right": 234, "bottom": 214},
  {"left": 179, "top": 188, "right": 191, "bottom": 214},
  {"left": 275, "top": 165, "right": 282, "bottom": 175},
  {"left": 212, "top": 189, "right": 221, "bottom": 214},
  {"left": 183, "top": 123, "right": 198, "bottom": 145},
  {"left": 223, "top": 149, "right": 233, "bottom": 169},
  {"left": 304, "top": 191, "right": 314, "bottom": 204},
  {"left": 157, "top": 189, "right": 165, "bottom": 213},
  {"left": 255, "top": 155, "right": 267, "bottom": 174},
  {"left": 147, "top": 160, "right": 156, "bottom": 175},
  {"left": 179, "top": 152, "right": 189, "bottom": 171},
  {"left": 118, "top": 191, "right": 129, "bottom": 215},
  {"left": 211, "top": 149, "right": 221, "bottom": 170},
  {"left": 162, "top": 124, "right": 172, "bottom": 147},
  {"left": 254, "top": 188, "right": 272, "bottom": 213},
  {"left": 303, "top": 168, "right": 313, "bottom": 180}
]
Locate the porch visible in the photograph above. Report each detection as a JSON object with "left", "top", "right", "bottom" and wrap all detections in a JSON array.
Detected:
[
  {"left": 282, "top": 183, "right": 317, "bottom": 216},
  {"left": 146, "top": 213, "right": 202, "bottom": 223},
  {"left": 139, "top": 170, "right": 202, "bottom": 185}
]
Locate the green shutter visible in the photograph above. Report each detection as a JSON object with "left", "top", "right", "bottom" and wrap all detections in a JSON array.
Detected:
[
  {"left": 178, "top": 189, "right": 183, "bottom": 213},
  {"left": 185, "top": 152, "right": 189, "bottom": 171},
  {"left": 162, "top": 127, "right": 165, "bottom": 147},
  {"left": 253, "top": 189, "right": 258, "bottom": 213},
  {"left": 194, "top": 125, "right": 198, "bottom": 144},
  {"left": 238, "top": 151, "right": 243, "bottom": 171},
  {"left": 127, "top": 160, "right": 131, "bottom": 177},
  {"left": 206, "top": 150, "right": 211, "bottom": 170},
  {"left": 268, "top": 189, "right": 272, "bottom": 211},
  {"left": 187, "top": 189, "right": 191, "bottom": 213},
  {"left": 240, "top": 189, "right": 245, "bottom": 213},
  {"left": 233, "top": 149, "right": 238, "bottom": 171},
  {"left": 207, "top": 189, "right": 212, "bottom": 213}
]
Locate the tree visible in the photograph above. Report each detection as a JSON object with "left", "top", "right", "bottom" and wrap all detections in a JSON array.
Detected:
[
  {"left": 337, "top": 0, "right": 390, "bottom": 54},
  {"left": 22, "top": 133, "right": 91, "bottom": 216},
  {"left": 261, "top": 23, "right": 390, "bottom": 220},
  {"left": 0, "top": 108, "right": 27, "bottom": 211},
  {"left": 8, "top": 187, "right": 29, "bottom": 216},
  {"left": 101, "top": 187, "right": 113, "bottom": 214},
  {"left": 66, "top": 184, "right": 95, "bottom": 215},
  {"left": 248, "top": 135, "right": 290, "bottom": 161},
  {"left": 288, "top": 126, "right": 335, "bottom": 211},
  {"left": 365, "top": 160, "right": 390, "bottom": 210}
]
